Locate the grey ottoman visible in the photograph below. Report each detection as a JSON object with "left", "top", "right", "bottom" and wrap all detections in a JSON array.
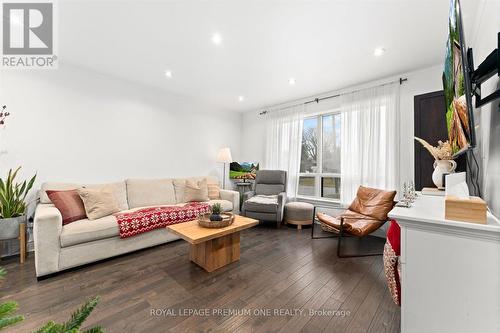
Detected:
[{"left": 284, "top": 202, "right": 314, "bottom": 230}]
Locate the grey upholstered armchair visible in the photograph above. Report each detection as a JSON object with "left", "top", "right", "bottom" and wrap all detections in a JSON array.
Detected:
[{"left": 241, "top": 170, "right": 287, "bottom": 227}]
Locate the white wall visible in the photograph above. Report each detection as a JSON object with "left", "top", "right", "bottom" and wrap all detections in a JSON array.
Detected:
[
  {"left": 240, "top": 111, "right": 266, "bottom": 163},
  {"left": 241, "top": 65, "right": 444, "bottom": 192},
  {"left": 468, "top": 0, "right": 500, "bottom": 216},
  {"left": 0, "top": 64, "right": 242, "bottom": 195},
  {"left": 398, "top": 66, "right": 443, "bottom": 184}
]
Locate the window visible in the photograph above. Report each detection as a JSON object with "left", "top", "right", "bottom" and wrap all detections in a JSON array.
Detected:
[{"left": 298, "top": 112, "right": 341, "bottom": 200}]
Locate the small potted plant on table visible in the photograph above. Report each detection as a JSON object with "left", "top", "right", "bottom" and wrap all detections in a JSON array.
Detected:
[
  {"left": 0, "top": 167, "right": 36, "bottom": 241},
  {"left": 210, "top": 203, "right": 223, "bottom": 221},
  {"left": 198, "top": 203, "right": 233, "bottom": 228}
]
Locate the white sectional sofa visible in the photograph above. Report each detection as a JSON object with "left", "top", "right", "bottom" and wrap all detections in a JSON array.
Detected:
[{"left": 34, "top": 176, "right": 239, "bottom": 278}]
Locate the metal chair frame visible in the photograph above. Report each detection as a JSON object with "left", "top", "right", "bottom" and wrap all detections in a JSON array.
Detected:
[{"left": 311, "top": 205, "right": 390, "bottom": 258}]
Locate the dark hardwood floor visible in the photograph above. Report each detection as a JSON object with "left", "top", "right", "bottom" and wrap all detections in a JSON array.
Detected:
[{"left": 0, "top": 224, "right": 400, "bottom": 333}]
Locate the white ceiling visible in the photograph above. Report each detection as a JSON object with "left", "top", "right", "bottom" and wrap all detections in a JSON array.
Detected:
[{"left": 58, "top": 0, "right": 479, "bottom": 111}]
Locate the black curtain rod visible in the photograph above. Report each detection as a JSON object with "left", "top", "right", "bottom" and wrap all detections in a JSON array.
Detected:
[{"left": 259, "top": 77, "right": 408, "bottom": 115}]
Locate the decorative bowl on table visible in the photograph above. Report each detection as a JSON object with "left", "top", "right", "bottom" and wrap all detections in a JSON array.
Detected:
[{"left": 198, "top": 212, "right": 234, "bottom": 228}]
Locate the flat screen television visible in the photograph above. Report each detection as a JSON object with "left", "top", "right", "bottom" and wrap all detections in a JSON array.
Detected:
[
  {"left": 229, "top": 162, "right": 259, "bottom": 181},
  {"left": 442, "top": 0, "right": 475, "bottom": 157}
]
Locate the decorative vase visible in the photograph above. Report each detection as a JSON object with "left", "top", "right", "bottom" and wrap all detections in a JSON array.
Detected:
[
  {"left": 432, "top": 160, "right": 457, "bottom": 189},
  {"left": 0, "top": 215, "right": 26, "bottom": 240}
]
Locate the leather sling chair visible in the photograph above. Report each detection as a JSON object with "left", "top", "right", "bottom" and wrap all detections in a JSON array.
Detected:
[{"left": 312, "top": 186, "right": 397, "bottom": 258}]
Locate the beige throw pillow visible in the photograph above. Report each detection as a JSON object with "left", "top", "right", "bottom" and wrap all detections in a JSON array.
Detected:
[
  {"left": 207, "top": 182, "right": 220, "bottom": 200},
  {"left": 77, "top": 187, "right": 120, "bottom": 220},
  {"left": 184, "top": 179, "right": 209, "bottom": 202}
]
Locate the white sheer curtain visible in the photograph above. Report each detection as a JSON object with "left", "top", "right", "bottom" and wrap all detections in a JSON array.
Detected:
[
  {"left": 340, "top": 83, "right": 400, "bottom": 204},
  {"left": 264, "top": 104, "right": 304, "bottom": 197}
]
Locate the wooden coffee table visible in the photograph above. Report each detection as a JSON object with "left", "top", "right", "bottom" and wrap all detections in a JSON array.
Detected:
[{"left": 167, "top": 215, "right": 259, "bottom": 272}]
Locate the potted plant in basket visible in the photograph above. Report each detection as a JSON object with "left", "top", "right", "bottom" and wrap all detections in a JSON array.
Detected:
[
  {"left": 0, "top": 167, "right": 36, "bottom": 241},
  {"left": 209, "top": 203, "right": 223, "bottom": 222}
]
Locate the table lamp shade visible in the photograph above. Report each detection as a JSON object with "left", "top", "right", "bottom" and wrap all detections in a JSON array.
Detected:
[{"left": 216, "top": 148, "right": 233, "bottom": 163}]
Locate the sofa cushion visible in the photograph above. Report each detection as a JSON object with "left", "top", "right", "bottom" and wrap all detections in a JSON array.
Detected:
[
  {"left": 126, "top": 179, "right": 176, "bottom": 209},
  {"left": 46, "top": 190, "right": 87, "bottom": 225},
  {"left": 348, "top": 186, "right": 396, "bottom": 221},
  {"left": 207, "top": 199, "right": 233, "bottom": 212},
  {"left": 315, "top": 210, "right": 385, "bottom": 237},
  {"left": 41, "top": 181, "right": 128, "bottom": 211},
  {"left": 244, "top": 195, "right": 278, "bottom": 213},
  {"left": 254, "top": 170, "right": 287, "bottom": 195},
  {"left": 60, "top": 215, "right": 119, "bottom": 247},
  {"left": 256, "top": 170, "right": 286, "bottom": 184},
  {"left": 255, "top": 184, "right": 285, "bottom": 196}
]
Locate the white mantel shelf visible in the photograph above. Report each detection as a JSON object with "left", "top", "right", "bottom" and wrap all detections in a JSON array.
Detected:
[{"left": 388, "top": 194, "right": 500, "bottom": 333}]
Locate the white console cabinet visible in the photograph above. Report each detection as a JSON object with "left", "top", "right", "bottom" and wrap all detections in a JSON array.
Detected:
[{"left": 389, "top": 195, "right": 500, "bottom": 333}]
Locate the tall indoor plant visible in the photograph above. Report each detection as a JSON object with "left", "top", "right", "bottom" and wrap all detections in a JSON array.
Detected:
[{"left": 0, "top": 167, "right": 36, "bottom": 240}]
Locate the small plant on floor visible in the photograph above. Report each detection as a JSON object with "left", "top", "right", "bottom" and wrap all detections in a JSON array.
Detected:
[
  {"left": 0, "top": 267, "right": 24, "bottom": 330},
  {"left": 33, "top": 296, "right": 103, "bottom": 333},
  {"left": 210, "top": 203, "right": 223, "bottom": 221}
]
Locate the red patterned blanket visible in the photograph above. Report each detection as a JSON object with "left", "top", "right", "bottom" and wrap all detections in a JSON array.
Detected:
[
  {"left": 383, "top": 220, "right": 401, "bottom": 306},
  {"left": 114, "top": 202, "right": 211, "bottom": 238}
]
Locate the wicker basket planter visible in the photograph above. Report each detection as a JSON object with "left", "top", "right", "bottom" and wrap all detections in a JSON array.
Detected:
[{"left": 198, "top": 213, "right": 234, "bottom": 228}]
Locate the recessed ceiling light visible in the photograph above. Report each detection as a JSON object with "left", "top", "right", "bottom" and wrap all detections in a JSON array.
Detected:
[
  {"left": 288, "top": 78, "right": 296, "bottom": 85},
  {"left": 238, "top": 96, "right": 245, "bottom": 102},
  {"left": 212, "top": 33, "right": 222, "bottom": 45},
  {"left": 374, "top": 47, "right": 386, "bottom": 57},
  {"left": 165, "top": 70, "right": 173, "bottom": 78}
]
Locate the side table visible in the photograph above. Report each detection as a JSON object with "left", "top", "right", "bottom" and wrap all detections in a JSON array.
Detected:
[
  {"left": 0, "top": 221, "right": 26, "bottom": 263},
  {"left": 235, "top": 182, "right": 253, "bottom": 210},
  {"left": 19, "top": 222, "right": 26, "bottom": 263}
]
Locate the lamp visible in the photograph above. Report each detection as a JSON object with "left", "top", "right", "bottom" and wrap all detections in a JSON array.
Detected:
[{"left": 216, "top": 148, "right": 233, "bottom": 189}]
